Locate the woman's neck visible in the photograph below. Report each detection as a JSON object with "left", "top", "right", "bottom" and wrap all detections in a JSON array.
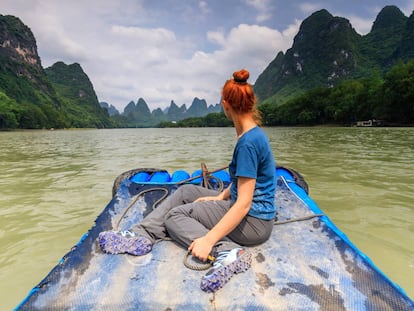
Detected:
[{"left": 234, "top": 114, "right": 257, "bottom": 139}]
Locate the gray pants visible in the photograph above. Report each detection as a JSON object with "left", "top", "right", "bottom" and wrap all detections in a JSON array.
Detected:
[{"left": 132, "top": 184, "right": 273, "bottom": 251}]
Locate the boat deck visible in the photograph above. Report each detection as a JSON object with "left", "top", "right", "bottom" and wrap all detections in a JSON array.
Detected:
[{"left": 16, "top": 168, "right": 414, "bottom": 310}]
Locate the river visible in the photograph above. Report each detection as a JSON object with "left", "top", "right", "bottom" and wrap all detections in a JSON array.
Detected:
[{"left": 0, "top": 127, "right": 413, "bottom": 309}]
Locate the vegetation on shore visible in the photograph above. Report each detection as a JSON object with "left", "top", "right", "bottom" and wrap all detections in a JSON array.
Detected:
[
  {"left": 159, "top": 60, "right": 414, "bottom": 128},
  {"left": 259, "top": 60, "right": 414, "bottom": 126}
]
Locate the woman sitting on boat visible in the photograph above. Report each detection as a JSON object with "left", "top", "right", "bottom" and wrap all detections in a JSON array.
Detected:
[{"left": 98, "top": 69, "right": 277, "bottom": 292}]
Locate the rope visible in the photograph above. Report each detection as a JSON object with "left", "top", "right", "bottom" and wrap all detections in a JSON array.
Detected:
[
  {"left": 274, "top": 214, "right": 324, "bottom": 225},
  {"left": 183, "top": 252, "right": 214, "bottom": 271},
  {"left": 176, "top": 164, "right": 228, "bottom": 191},
  {"left": 114, "top": 187, "right": 169, "bottom": 231}
]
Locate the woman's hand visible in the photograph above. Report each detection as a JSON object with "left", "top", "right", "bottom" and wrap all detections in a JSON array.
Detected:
[{"left": 188, "top": 236, "right": 215, "bottom": 262}]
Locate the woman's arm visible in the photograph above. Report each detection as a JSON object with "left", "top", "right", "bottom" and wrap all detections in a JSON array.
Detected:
[{"left": 189, "top": 177, "right": 255, "bottom": 261}]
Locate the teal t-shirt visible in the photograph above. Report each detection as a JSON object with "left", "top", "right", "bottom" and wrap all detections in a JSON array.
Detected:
[{"left": 229, "top": 126, "right": 276, "bottom": 220}]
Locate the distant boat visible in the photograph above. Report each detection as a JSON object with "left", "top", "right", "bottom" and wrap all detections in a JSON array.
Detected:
[
  {"left": 15, "top": 166, "right": 414, "bottom": 310},
  {"left": 355, "top": 119, "right": 383, "bottom": 127}
]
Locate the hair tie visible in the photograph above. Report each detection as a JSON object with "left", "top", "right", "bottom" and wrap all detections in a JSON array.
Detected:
[{"left": 233, "top": 78, "right": 247, "bottom": 84}]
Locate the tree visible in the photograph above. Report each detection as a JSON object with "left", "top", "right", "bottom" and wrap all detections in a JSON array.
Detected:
[
  {"left": 382, "top": 60, "right": 414, "bottom": 124},
  {"left": 0, "top": 92, "right": 20, "bottom": 129}
]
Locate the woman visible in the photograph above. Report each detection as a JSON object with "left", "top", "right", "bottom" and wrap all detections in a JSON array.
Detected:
[{"left": 98, "top": 69, "right": 276, "bottom": 292}]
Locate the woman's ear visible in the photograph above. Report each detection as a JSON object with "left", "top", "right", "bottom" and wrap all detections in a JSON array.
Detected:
[
  {"left": 222, "top": 99, "right": 229, "bottom": 110},
  {"left": 222, "top": 99, "right": 232, "bottom": 120}
]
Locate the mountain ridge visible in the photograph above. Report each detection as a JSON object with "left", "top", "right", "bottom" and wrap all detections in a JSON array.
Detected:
[
  {"left": 254, "top": 5, "right": 414, "bottom": 106},
  {"left": 107, "top": 97, "right": 221, "bottom": 127}
]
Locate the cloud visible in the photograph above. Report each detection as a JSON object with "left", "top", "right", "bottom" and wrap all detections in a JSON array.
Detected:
[
  {"left": 298, "top": 2, "right": 324, "bottom": 15},
  {"left": 111, "top": 26, "right": 176, "bottom": 42},
  {"left": 176, "top": 23, "right": 297, "bottom": 106},
  {"left": 207, "top": 31, "right": 226, "bottom": 46},
  {"left": 0, "top": 0, "right": 298, "bottom": 111},
  {"left": 50, "top": 17, "right": 297, "bottom": 111},
  {"left": 402, "top": 0, "right": 414, "bottom": 15},
  {"left": 94, "top": 22, "right": 297, "bottom": 110},
  {"left": 345, "top": 15, "right": 374, "bottom": 35},
  {"left": 245, "top": 0, "right": 273, "bottom": 22},
  {"left": 199, "top": 1, "right": 211, "bottom": 15},
  {"left": 281, "top": 19, "right": 302, "bottom": 38}
]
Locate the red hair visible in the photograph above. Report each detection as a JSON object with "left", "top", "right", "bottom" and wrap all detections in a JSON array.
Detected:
[{"left": 222, "top": 69, "right": 262, "bottom": 124}]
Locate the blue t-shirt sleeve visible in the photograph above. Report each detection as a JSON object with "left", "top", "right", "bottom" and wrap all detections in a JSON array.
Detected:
[{"left": 235, "top": 144, "right": 258, "bottom": 179}]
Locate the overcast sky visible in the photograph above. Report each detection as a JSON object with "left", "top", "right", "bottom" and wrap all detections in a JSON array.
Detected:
[{"left": 2, "top": 0, "right": 414, "bottom": 111}]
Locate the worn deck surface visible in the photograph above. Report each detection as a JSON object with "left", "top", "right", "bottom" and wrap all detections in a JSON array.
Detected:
[{"left": 16, "top": 168, "right": 414, "bottom": 310}]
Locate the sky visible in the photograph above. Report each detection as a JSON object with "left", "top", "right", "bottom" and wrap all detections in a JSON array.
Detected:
[{"left": 2, "top": 0, "right": 414, "bottom": 111}]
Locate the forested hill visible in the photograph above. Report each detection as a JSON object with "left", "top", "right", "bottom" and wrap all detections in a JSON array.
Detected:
[
  {"left": 0, "top": 14, "right": 112, "bottom": 129},
  {"left": 45, "top": 62, "right": 112, "bottom": 128},
  {"left": 254, "top": 5, "right": 414, "bottom": 106}
]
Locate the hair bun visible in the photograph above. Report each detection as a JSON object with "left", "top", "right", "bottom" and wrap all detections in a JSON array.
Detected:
[{"left": 233, "top": 69, "right": 249, "bottom": 83}]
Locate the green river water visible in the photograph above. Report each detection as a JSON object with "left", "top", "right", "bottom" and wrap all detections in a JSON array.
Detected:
[{"left": 0, "top": 127, "right": 413, "bottom": 309}]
